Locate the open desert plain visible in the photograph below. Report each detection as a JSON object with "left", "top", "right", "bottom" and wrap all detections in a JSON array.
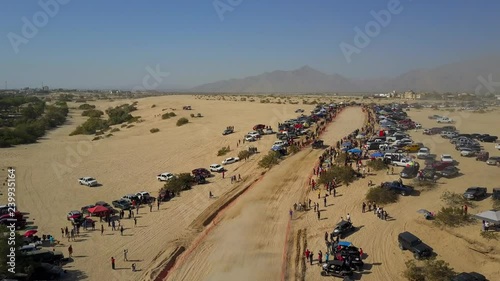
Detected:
[{"left": 1, "top": 96, "right": 500, "bottom": 281}]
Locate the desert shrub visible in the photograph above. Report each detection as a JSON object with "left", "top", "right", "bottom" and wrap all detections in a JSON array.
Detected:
[
  {"left": 151, "top": 104, "right": 156, "bottom": 108},
  {"left": 78, "top": 103, "right": 95, "bottom": 110},
  {"left": 106, "top": 103, "right": 137, "bottom": 125},
  {"left": 176, "top": 117, "right": 189, "bottom": 126},
  {"left": 217, "top": 146, "right": 230, "bottom": 156},
  {"left": 288, "top": 145, "right": 300, "bottom": 154},
  {"left": 434, "top": 206, "right": 474, "bottom": 227},
  {"left": 92, "top": 136, "right": 101, "bottom": 141},
  {"left": 190, "top": 113, "right": 195, "bottom": 118},
  {"left": 411, "top": 179, "right": 437, "bottom": 190},
  {"left": 480, "top": 231, "right": 499, "bottom": 240},
  {"left": 197, "top": 113, "right": 202, "bottom": 117},
  {"left": 367, "top": 158, "right": 387, "bottom": 171},
  {"left": 334, "top": 152, "right": 348, "bottom": 164},
  {"left": 240, "top": 97, "right": 246, "bottom": 101},
  {"left": 168, "top": 112, "right": 176, "bottom": 117},
  {"left": 403, "top": 259, "right": 455, "bottom": 281},
  {"left": 70, "top": 117, "right": 109, "bottom": 136},
  {"left": 82, "top": 109, "right": 104, "bottom": 117},
  {"left": 106, "top": 134, "right": 113, "bottom": 138},
  {"left": 258, "top": 151, "right": 281, "bottom": 169},
  {"left": 493, "top": 199, "right": 500, "bottom": 210},
  {"left": 365, "top": 187, "right": 399, "bottom": 205},
  {"left": 238, "top": 150, "right": 251, "bottom": 160},
  {"left": 126, "top": 124, "right": 134, "bottom": 128},
  {"left": 110, "top": 128, "right": 120, "bottom": 133},
  {"left": 162, "top": 112, "right": 173, "bottom": 119},
  {"left": 150, "top": 128, "right": 160, "bottom": 133},
  {"left": 127, "top": 116, "right": 142, "bottom": 123},
  {"left": 121, "top": 124, "right": 127, "bottom": 128},
  {"left": 95, "top": 130, "right": 104, "bottom": 136},
  {"left": 318, "top": 165, "right": 357, "bottom": 187},
  {"left": 162, "top": 173, "right": 195, "bottom": 194},
  {"left": 440, "top": 191, "right": 475, "bottom": 208}
]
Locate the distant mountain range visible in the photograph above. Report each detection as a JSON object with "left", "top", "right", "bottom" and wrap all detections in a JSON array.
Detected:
[{"left": 190, "top": 56, "right": 500, "bottom": 93}]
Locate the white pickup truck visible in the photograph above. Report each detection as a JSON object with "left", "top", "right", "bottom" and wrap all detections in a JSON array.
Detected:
[
  {"left": 78, "top": 177, "right": 98, "bottom": 187},
  {"left": 391, "top": 158, "right": 415, "bottom": 167},
  {"left": 437, "top": 117, "right": 454, "bottom": 123},
  {"left": 495, "top": 143, "right": 500, "bottom": 150},
  {"left": 157, "top": 172, "right": 175, "bottom": 181}
]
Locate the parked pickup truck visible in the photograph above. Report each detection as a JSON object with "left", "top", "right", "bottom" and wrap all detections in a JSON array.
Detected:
[
  {"left": 463, "top": 187, "right": 487, "bottom": 200},
  {"left": 391, "top": 158, "right": 415, "bottom": 167},
  {"left": 398, "top": 231, "right": 433, "bottom": 259},
  {"left": 382, "top": 181, "right": 413, "bottom": 196},
  {"left": 157, "top": 172, "right": 175, "bottom": 181},
  {"left": 112, "top": 199, "right": 131, "bottom": 210},
  {"left": 78, "top": 177, "right": 98, "bottom": 187}
]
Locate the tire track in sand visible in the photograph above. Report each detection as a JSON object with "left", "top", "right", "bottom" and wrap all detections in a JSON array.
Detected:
[{"left": 166, "top": 107, "right": 364, "bottom": 281}]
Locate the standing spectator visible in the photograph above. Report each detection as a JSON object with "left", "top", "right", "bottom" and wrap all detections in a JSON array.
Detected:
[
  {"left": 362, "top": 202, "right": 366, "bottom": 213},
  {"left": 111, "top": 257, "right": 115, "bottom": 270}
]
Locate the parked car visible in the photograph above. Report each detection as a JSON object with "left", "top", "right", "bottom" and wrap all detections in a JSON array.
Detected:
[
  {"left": 222, "top": 128, "right": 234, "bottom": 135},
  {"left": 475, "top": 151, "right": 490, "bottom": 162},
  {"left": 382, "top": 181, "right": 413, "bottom": 196},
  {"left": 398, "top": 231, "right": 433, "bottom": 259},
  {"left": 157, "top": 172, "right": 175, "bottom": 181},
  {"left": 192, "top": 168, "right": 212, "bottom": 178},
  {"left": 440, "top": 154, "right": 454, "bottom": 163},
  {"left": 417, "top": 148, "right": 430, "bottom": 159},
  {"left": 78, "top": 177, "right": 98, "bottom": 187},
  {"left": 321, "top": 260, "right": 354, "bottom": 277},
  {"left": 400, "top": 164, "right": 420, "bottom": 179},
  {"left": 67, "top": 210, "right": 83, "bottom": 221},
  {"left": 403, "top": 144, "right": 421, "bottom": 153},
  {"left": 492, "top": 188, "right": 500, "bottom": 200},
  {"left": 451, "top": 272, "right": 487, "bottom": 281},
  {"left": 112, "top": 199, "right": 131, "bottom": 210},
  {"left": 245, "top": 135, "right": 256, "bottom": 142},
  {"left": 24, "top": 249, "right": 64, "bottom": 264},
  {"left": 391, "top": 158, "right": 415, "bottom": 167},
  {"left": 0, "top": 217, "right": 26, "bottom": 229},
  {"left": 222, "top": 157, "right": 240, "bottom": 165},
  {"left": 494, "top": 143, "right": 500, "bottom": 150},
  {"left": 209, "top": 164, "right": 224, "bottom": 172},
  {"left": 463, "top": 187, "right": 487, "bottom": 200},
  {"left": 479, "top": 135, "right": 498, "bottom": 142},
  {"left": 486, "top": 156, "right": 500, "bottom": 165},
  {"left": 460, "top": 148, "right": 476, "bottom": 157},
  {"left": 436, "top": 166, "right": 459, "bottom": 178},
  {"left": 331, "top": 220, "right": 356, "bottom": 239}
]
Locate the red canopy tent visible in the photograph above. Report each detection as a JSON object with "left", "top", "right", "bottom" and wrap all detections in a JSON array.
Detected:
[{"left": 87, "top": 205, "right": 109, "bottom": 216}]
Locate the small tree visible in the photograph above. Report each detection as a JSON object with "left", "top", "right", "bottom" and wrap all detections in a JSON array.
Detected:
[
  {"left": 258, "top": 151, "right": 281, "bottom": 169},
  {"left": 334, "top": 152, "right": 348, "bottom": 164},
  {"left": 162, "top": 173, "right": 194, "bottom": 194},
  {"left": 411, "top": 179, "right": 437, "bottom": 190},
  {"left": 434, "top": 206, "right": 474, "bottom": 227},
  {"left": 366, "top": 187, "right": 399, "bottom": 205},
  {"left": 176, "top": 117, "right": 189, "bottom": 126},
  {"left": 366, "top": 158, "right": 387, "bottom": 171},
  {"left": 238, "top": 150, "right": 251, "bottom": 160},
  {"left": 403, "top": 259, "right": 455, "bottom": 281},
  {"left": 440, "top": 191, "right": 475, "bottom": 208},
  {"left": 150, "top": 128, "right": 160, "bottom": 133},
  {"left": 288, "top": 145, "right": 300, "bottom": 154},
  {"left": 217, "top": 146, "right": 230, "bottom": 156}
]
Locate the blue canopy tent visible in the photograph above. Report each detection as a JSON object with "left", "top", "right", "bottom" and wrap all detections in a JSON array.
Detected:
[
  {"left": 371, "top": 152, "right": 384, "bottom": 158},
  {"left": 348, "top": 148, "right": 362, "bottom": 154}
]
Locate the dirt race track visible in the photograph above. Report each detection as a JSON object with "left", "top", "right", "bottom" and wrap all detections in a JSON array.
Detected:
[{"left": 166, "top": 107, "right": 366, "bottom": 281}]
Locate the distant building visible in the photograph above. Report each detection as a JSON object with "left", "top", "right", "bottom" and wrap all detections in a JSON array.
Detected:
[
  {"left": 42, "top": 86, "right": 49, "bottom": 91},
  {"left": 403, "top": 90, "right": 419, "bottom": 99}
]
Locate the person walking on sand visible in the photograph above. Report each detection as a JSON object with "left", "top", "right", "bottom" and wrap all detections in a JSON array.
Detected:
[
  {"left": 61, "top": 228, "right": 64, "bottom": 238},
  {"left": 68, "top": 245, "right": 73, "bottom": 258},
  {"left": 101, "top": 224, "right": 104, "bottom": 235},
  {"left": 111, "top": 257, "right": 115, "bottom": 270},
  {"left": 209, "top": 191, "right": 213, "bottom": 198},
  {"left": 134, "top": 217, "right": 137, "bottom": 227},
  {"left": 323, "top": 196, "right": 327, "bottom": 207},
  {"left": 309, "top": 251, "right": 314, "bottom": 265},
  {"left": 305, "top": 248, "right": 310, "bottom": 262},
  {"left": 325, "top": 231, "right": 328, "bottom": 242},
  {"left": 124, "top": 249, "right": 128, "bottom": 261},
  {"left": 362, "top": 202, "right": 366, "bottom": 213},
  {"left": 317, "top": 210, "right": 321, "bottom": 220},
  {"left": 289, "top": 209, "right": 293, "bottom": 219},
  {"left": 120, "top": 225, "right": 124, "bottom": 236},
  {"left": 149, "top": 203, "right": 153, "bottom": 212},
  {"left": 318, "top": 250, "right": 323, "bottom": 265},
  {"left": 347, "top": 213, "right": 351, "bottom": 222},
  {"left": 464, "top": 204, "right": 468, "bottom": 215}
]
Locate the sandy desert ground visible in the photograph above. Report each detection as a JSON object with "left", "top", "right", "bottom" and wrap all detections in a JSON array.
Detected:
[{"left": 1, "top": 96, "right": 499, "bottom": 281}]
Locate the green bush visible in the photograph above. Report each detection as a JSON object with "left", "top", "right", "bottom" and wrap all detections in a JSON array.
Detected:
[
  {"left": 176, "top": 117, "right": 189, "bottom": 126},
  {"left": 258, "top": 151, "right": 281, "bottom": 169},
  {"left": 78, "top": 103, "right": 96, "bottom": 110},
  {"left": 367, "top": 159, "right": 387, "bottom": 171},
  {"left": 411, "top": 179, "right": 437, "bottom": 190},
  {"left": 110, "top": 128, "right": 120, "bottom": 133},
  {"left": 126, "top": 124, "right": 134, "bottom": 128},
  {"left": 151, "top": 104, "right": 156, "bottom": 108},
  {"left": 493, "top": 199, "right": 500, "bottom": 210},
  {"left": 150, "top": 128, "right": 160, "bottom": 133},
  {"left": 334, "top": 152, "right": 348, "bottom": 164},
  {"left": 238, "top": 150, "right": 251, "bottom": 160},
  {"left": 70, "top": 117, "right": 109, "bottom": 136},
  {"left": 190, "top": 113, "right": 195, "bottom": 118},
  {"left": 440, "top": 191, "right": 475, "bottom": 208},
  {"left": 106, "top": 134, "right": 113, "bottom": 138},
  {"left": 480, "top": 231, "right": 498, "bottom": 240},
  {"left": 161, "top": 173, "right": 195, "bottom": 194},
  {"left": 288, "top": 145, "right": 300, "bottom": 154},
  {"left": 318, "top": 165, "right": 357, "bottom": 187},
  {"left": 434, "top": 206, "right": 474, "bottom": 227},
  {"left": 365, "top": 187, "right": 399, "bottom": 205},
  {"left": 82, "top": 109, "right": 104, "bottom": 118},
  {"left": 217, "top": 146, "right": 230, "bottom": 156},
  {"left": 106, "top": 103, "right": 137, "bottom": 125},
  {"left": 403, "top": 259, "right": 455, "bottom": 281}
]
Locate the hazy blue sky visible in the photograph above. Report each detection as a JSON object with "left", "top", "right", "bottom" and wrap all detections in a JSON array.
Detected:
[{"left": 1, "top": 0, "right": 500, "bottom": 89}]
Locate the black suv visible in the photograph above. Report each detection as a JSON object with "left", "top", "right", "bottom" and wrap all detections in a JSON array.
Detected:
[
  {"left": 398, "top": 231, "right": 433, "bottom": 259},
  {"left": 331, "top": 220, "right": 356, "bottom": 239}
]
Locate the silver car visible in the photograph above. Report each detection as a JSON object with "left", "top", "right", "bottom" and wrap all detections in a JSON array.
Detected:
[{"left": 486, "top": 157, "right": 500, "bottom": 165}]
